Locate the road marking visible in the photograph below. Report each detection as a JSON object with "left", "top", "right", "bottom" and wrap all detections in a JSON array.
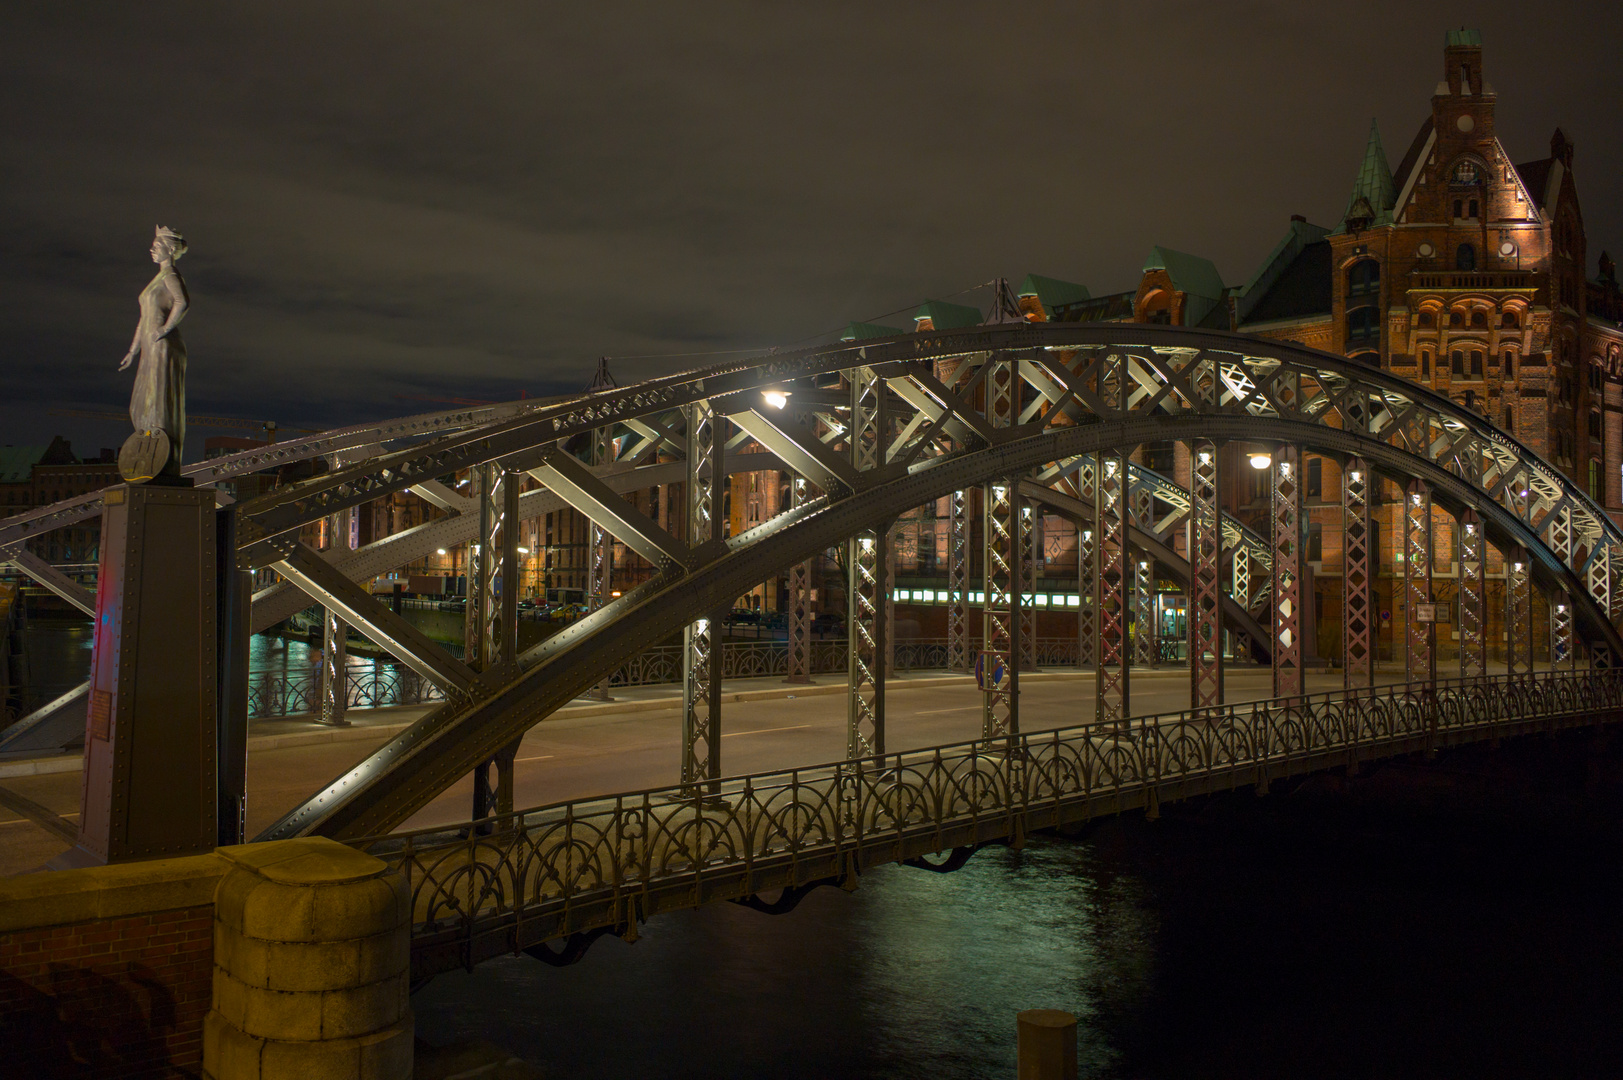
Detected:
[
  {"left": 908, "top": 705, "right": 981, "bottom": 716},
  {"left": 0, "top": 810, "right": 79, "bottom": 826},
  {"left": 722, "top": 723, "right": 816, "bottom": 738},
  {"left": 514, "top": 755, "right": 556, "bottom": 763}
]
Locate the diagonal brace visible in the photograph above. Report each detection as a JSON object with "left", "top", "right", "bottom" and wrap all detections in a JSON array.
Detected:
[
  {"left": 1, "top": 545, "right": 95, "bottom": 616},
  {"left": 528, "top": 447, "right": 691, "bottom": 570},
  {"left": 725, "top": 408, "right": 862, "bottom": 495}
]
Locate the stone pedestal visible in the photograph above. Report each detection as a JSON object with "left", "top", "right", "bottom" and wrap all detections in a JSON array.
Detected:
[
  {"left": 204, "top": 838, "right": 413, "bottom": 1080},
  {"left": 1017, "top": 1009, "right": 1078, "bottom": 1080},
  {"left": 70, "top": 482, "right": 218, "bottom": 865}
]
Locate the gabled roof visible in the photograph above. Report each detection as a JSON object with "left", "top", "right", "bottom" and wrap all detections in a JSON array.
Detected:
[
  {"left": 0, "top": 445, "right": 46, "bottom": 484},
  {"left": 1392, "top": 117, "right": 1434, "bottom": 195},
  {"left": 1017, "top": 274, "right": 1090, "bottom": 318},
  {"left": 1142, "top": 246, "right": 1226, "bottom": 328},
  {"left": 1238, "top": 240, "right": 1332, "bottom": 326},
  {"left": 1446, "top": 28, "right": 1483, "bottom": 47},
  {"left": 840, "top": 320, "right": 905, "bottom": 341},
  {"left": 1333, "top": 120, "right": 1396, "bottom": 234},
  {"left": 913, "top": 299, "right": 982, "bottom": 330},
  {"left": 1236, "top": 218, "right": 1331, "bottom": 322},
  {"left": 1514, "top": 157, "right": 1555, "bottom": 211}
]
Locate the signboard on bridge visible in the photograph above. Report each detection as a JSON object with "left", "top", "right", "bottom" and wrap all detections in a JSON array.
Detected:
[
  {"left": 975, "top": 651, "right": 1009, "bottom": 692},
  {"left": 1412, "top": 603, "right": 1445, "bottom": 623}
]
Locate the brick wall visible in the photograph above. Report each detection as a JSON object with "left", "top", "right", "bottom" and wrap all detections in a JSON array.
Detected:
[{"left": 0, "top": 904, "right": 214, "bottom": 1079}]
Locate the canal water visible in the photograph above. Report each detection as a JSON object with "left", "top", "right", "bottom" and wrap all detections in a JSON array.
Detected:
[{"left": 411, "top": 734, "right": 1623, "bottom": 1078}]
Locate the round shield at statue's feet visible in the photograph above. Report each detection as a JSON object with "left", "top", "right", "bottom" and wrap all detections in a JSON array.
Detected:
[{"left": 118, "top": 430, "right": 172, "bottom": 484}]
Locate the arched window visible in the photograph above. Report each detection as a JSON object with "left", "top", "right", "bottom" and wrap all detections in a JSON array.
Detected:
[
  {"left": 1347, "top": 259, "right": 1380, "bottom": 297},
  {"left": 1346, "top": 305, "right": 1379, "bottom": 344},
  {"left": 1470, "top": 350, "right": 1483, "bottom": 377},
  {"left": 1456, "top": 244, "right": 1477, "bottom": 271},
  {"left": 1420, "top": 350, "right": 1432, "bottom": 376},
  {"left": 1451, "top": 350, "right": 1464, "bottom": 376},
  {"left": 1502, "top": 310, "right": 1519, "bottom": 329}
]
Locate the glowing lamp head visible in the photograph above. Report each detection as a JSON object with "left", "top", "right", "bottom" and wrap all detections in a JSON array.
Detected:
[
  {"left": 516, "top": 546, "right": 529, "bottom": 554},
  {"left": 762, "top": 390, "right": 790, "bottom": 410},
  {"left": 437, "top": 548, "right": 448, "bottom": 555},
  {"left": 1248, "top": 452, "right": 1272, "bottom": 471}
]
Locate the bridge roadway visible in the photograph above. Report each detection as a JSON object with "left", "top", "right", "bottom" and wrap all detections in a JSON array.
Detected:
[{"left": 0, "top": 665, "right": 1407, "bottom": 876}]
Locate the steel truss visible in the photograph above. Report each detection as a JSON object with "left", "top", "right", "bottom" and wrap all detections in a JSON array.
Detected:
[
  {"left": 946, "top": 489, "right": 970, "bottom": 673},
  {"left": 981, "top": 480, "right": 1019, "bottom": 740},
  {"left": 1271, "top": 446, "right": 1302, "bottom": 699},
  {"left": 1186, "top": 439, "right": 1222, "bottom": 709},
  {"left": 1096, "top": 450, "right": 1129, "bottom": 727},
  {"left": 320, "top": 602, "right": 348, "bottom": 727},
  {"left": 1404, "top": 479, "right": 1434, "bottom": 684},
  {"left": 682, "top": 399, "right": 723, "bottom": 787},
  {"left": 1073, "top": 459, "right": 1097, "bottom": 674},
  {"left": 1506, "top": 547, "right": 1534, "bottom": 675},
  {"left": 1132, "top": 485, "right": 1157, "bottom": 668},
  {"left": 587, "top": 427, "right": 614, "bottom": 700},
  {"left": 848, "top": 526, "right": 887, "bottom": 757},
  {"left": 1457, "top": 508, "right": 1485, "bottom": 679},
  {"left": 1342, "top": 458, "right": 1374, "bottom": 688},
  {"left": 784, "top": 476, "right": 813, "bottom": 684},
  {"left": 1019, "top": 500, "right": 1038, "bottom": 671},
  {"left": 1230, "top": 549, "right": 1251, "bottom": 663},
  {"left": 464, "top": 464, "right": 502, "bottom": 673}
]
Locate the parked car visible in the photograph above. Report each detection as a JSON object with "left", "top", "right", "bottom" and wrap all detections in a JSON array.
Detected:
[{"left": 727, "top": 608, "right": 761, "bottom": 624}]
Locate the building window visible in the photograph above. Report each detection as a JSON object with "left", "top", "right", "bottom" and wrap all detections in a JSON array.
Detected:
[
  {"left": 1453, "top": 198, "right": 1464, "bottom": 219},
  {"left": 1451, "top": 350, "right": 1464, "bottom": 376},
  {"left": 1456, "top": 244, "right": 1477, "bottom": 271},
  {"left": 1449, "top": 310, "right": 1463, "bottom": 328},
  {"left": 1468, "top": 198, "right": 1479, "bottom": 219},
  {"left": 1306, "top": 457, "right": 1322, "bottom": 498},
  {"left": 1452, "top": 160, "right": 1479, "bottom": 184},
  {"left": 1589, "top": 411, "right": 1602, "bottom": 440},
  {"left": 1470, "top": 350, "right": 1483, "bottom": 377},
  {"left": 1420, "top": 351, "right": 1432, "bottom": 376},
  {"left": 1419, "top": 310, "right": 1435, "bottom": 328},
  {"left": 1502, "top": 310, "right": 1519, "bottom": 329},
  {"left": 1306, "top": 524, "right": 1323, "bottom": 562},
  {"left": 1347, "top": 305, "right": 1379, "bottom": 343},
  {"left": 1470, "top": 309, "right": 1487, "bottom": 328},
  {"left": 1347, "top": 259, "right": 1380, "bottom": 297},
  {"left": 1591, "top": 460, "right": 1604, "bottom": 503}
]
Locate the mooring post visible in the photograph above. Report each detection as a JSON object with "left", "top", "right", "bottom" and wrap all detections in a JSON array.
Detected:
[{"left": 1016, "top": 1009, "right": 1078, "bottom": 1080}]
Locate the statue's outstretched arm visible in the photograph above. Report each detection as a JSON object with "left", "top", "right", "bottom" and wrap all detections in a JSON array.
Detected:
[{"left": 156, "top": 273, "right": 189, "bottom": 339}]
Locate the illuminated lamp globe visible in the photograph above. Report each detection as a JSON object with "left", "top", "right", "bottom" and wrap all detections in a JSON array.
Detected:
[{"left": 1248, "top": 452, "right": 1272, "bottom": 471}]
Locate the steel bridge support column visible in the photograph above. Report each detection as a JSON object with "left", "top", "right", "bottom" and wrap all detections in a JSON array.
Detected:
[
  {"left": 683, "top": 399, "right": 724, "bottom": 787},
  {"left": 1077, "top": 520, "right": 1095, "bottom": 673},
  {"left": 1271, "top": 446, "right": 1302, "bottom": 700},
  {"left": 1458, "top": 508, "right": 1486, "bottom": 680},
  {"left": 1096, "top": 451, "right": 1129, "bottom": 727},
  {"left": 1342, "top": 459, "right": 1374, "bottom": 688},
  {"left": 1230, "top": 549, "right": 1251, "bottom": 663},
  {"left": 1020, "top": 499, "right": 1038, "bottom": 671},
  {"left": 947, "top": 489, "right": 970, "bottom": 672},
  {"left": 1506, "top": 547, "right": 1533, "bottom": 676},
  {"left": 848, "top": 526, "right": 887, "bottom": 757},
  {"left": 1553, "top": 593, "right": 1576, "bottom": 670},
  {"left": 463, "top": 464, "right": 501, "bottom": 673},
  {"left": 1403, "top": 479, "right": 1434, "bottom": 684},
  {"left": 318, "top": 604, "right": 348, "bottom": 727},
  {"left": 982, "top": 480, "right": 1019, "bottom": 740},
  {"left": 586, "top": 427, "right": 615, "bottom": 700},
  {"left": 1132, "top": 487, "right": 1157, "bottom": 669},
  {"left": 885, "top": 522, "right": 897, "bottom": 679},
  {"left": 1187, "top": 439, "right": 1223, "bottom": 709},
  {"left": 784, "top": 476, "right": 813, "bottom": 684}
]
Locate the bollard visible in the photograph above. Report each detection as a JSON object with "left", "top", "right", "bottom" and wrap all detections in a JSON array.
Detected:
[
  {"left": 203, "top": 837, "right": 413, "bottom": 1079},
  {"left": 1017, "top": 1009, "right": 1077, "bottom": 1080}
]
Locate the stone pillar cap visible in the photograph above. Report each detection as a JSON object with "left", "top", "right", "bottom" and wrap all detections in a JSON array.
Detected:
[{"left": 216, "top": 836, "right": 386, "bottom": 885}]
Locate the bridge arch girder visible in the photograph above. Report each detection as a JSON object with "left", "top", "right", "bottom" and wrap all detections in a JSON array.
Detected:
[{"left": 261, "top": 408, "right": 1616, "bottom": 843}]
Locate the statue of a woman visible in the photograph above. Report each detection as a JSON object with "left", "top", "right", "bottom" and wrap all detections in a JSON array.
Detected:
[{"left": 117, "top": 226, "right": 189, "bottom": 482}]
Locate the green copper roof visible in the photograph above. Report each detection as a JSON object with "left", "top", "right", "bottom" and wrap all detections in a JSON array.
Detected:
[
  {"left": 1446, "top": 28, "right": 1482, "bottom": 47},
  {"left": 1017, "top": 274, "right": 1090, "bottom": 316},
  {"left": 840, "top": 320, "right": 906, "bottom": 341},
  {"left": 0, "top": 445, "right": 45, "bottom": 485},
  {"left": 1333, "top": 119, "right": 1396, "bottom": 234},
  {"left": 1237, "top": 218, "right": 1330, "bottom": 316},
  {"left": 1141, "top": 246, "right": 1225, "bottom": 300},
  {"left": 913, "top": 299, "right": 983, "bottom": 329}
]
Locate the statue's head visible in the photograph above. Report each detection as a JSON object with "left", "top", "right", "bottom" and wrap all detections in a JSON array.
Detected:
[{"left": 150, "top": 226, "right": 187, "bottom": 264}]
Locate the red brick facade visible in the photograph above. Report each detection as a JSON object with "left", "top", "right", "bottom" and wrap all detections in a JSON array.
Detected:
[{"left": 0, "top": 906, "right": 214, "bottom": 1079}]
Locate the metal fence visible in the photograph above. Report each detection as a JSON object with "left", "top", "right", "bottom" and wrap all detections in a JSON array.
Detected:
[
  {"left": 353, "top": 668, "right": 1623, "bottom": 979},
  {"left": 247, "top": 637, "right": 1088, "bottom": 719}
]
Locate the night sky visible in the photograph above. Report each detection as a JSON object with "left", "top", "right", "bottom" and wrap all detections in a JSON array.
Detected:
[{"left": 4, "top": 3, "right": 1619, "bottom": 459}]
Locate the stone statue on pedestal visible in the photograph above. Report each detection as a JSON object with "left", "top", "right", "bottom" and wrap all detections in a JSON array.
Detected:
[{"left": 117, "top": 225, "right": 189, "bottom": 483}]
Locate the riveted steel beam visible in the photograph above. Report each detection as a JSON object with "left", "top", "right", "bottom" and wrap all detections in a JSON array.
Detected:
[
  {"left": 947, "top": 489, "right": 970, "bottom": 673},
  {"left": 1342, "top": 458, "right": 1374, "bottom": 688},
  {"left": 725, "top": 408, "right": 860, "bottom": 496},
  {"left": 1458, "top": 508, "right": 1485, "bottom": 679},
  {"left": 982, "top": 480, "right": 1019, "bottom": 739},
  {"left": 528, "top": 447, "right": 689, "bottom": 571},
  {"left": 682, "top": 399, "right": 724, "bottom": 787},
  {"left": 268, "top": 540, "right": 476, "bottom": 695},
  {"left": 1187, "top": 439, "right": 1223, "bottom": 709},
  {"left": 1272, "top": 446, "right": 1303, "bottom": 699},
  {"left": 1404, "top": 478, "right": 1434, "bottom": 684},
  {"left": 1096, "top": 450, "right": 1130, "bottom": 727},
  {"left": 0, "top": 546, "right": 95, "bottom": 616}
]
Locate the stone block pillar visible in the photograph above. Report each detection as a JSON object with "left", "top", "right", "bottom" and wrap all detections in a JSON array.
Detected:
[{"left": 204, "top": 838, "right": 413, "bottom": 1080}]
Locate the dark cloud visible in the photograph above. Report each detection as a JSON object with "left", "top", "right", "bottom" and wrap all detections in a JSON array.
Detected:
[{"left": 3, "top": 2, "right": 1619, "bottom": 456}]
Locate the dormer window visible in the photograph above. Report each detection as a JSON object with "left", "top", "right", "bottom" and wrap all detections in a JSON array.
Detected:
[{"left": 1502, "top": 310, "right": 1519, "bottom": 329}]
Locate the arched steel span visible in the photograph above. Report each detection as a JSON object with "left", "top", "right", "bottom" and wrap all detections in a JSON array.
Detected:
[{"left": 261, "top": 405, "right": 1623, "bottom": 843}]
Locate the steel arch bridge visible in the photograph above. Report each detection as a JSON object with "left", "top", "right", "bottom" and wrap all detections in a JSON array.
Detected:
[{"left": 4, "top": 324, "right": 1622, "bottom": 848}]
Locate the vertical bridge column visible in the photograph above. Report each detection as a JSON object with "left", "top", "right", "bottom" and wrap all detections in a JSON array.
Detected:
[
  {"left": 1186, "top": 439, "right": 1222, "bottom": 709},
  {"left": 1132, "top": 486, "right": 1157, "bottom": 668},
  {"left": 947, "top": 488, "right": 970, "bottom": 672},
  {"left": 1075, "top": 458, "right": 1097, "bottom": 674},
  {"left": 1458, "top": 508, "right": 1486, "bottom": 679},
  {"left": 587, "top": 427, "right": 615, "bottom": 700},
  {"left": 1020, "top": 499, "right": 1038, "bottom": 671},
  {"left": 1547, "top": 508, "right": 1576, "bottom": 669},
  {"left": 318, "top": 510, "right": 349, "bottom": 727},
  {"left": 784, "top": 476, "right": 813, "bottom": 684},
  {"left": 682, "top": 399, "right": 723, "bottom": 787},
  {"left": 1096, "top": 450, "right": 1129, "bottom": 726},
  {"left": 1271, "top": 445, "right": 1302, "bottom": 700},
  {"left": 982, "top": 480, "right": 1019, "bottom": 740},
  {"left": 847, "top": 364, "right": 886, "bottom": 757},
  {"left": 1230, "top": 548, "right": 1251, "bottom": 663},
  {"left": 1506, "top": 546, "right": 1533, "bottom": 676},
  {"left": 1404, "top": 478, "right": 1434, "bottom": 684},
  {"left": 1342, "top": 459, "right": 1373, "bottom": 688}
]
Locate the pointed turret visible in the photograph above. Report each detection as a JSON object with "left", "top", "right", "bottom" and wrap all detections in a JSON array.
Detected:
[{"left": 1336, "top": 119, "right": 1396, "bottom": 234}]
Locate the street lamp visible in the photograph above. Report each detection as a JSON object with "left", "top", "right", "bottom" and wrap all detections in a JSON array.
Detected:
[
  {"left": 1248, "top": 451, "right": 1272, "bottom": 470},
  {"left": 762, "top": 390, "right": 791, "bottom": 410}
]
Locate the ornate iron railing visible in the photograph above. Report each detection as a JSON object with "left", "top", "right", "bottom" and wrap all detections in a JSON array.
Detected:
[
  {"left": 247, "top": 666, "right": 445, "bottom": 718},
  {"left": 354, "top": 668, "right": 1623, "bottom": 980}
]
